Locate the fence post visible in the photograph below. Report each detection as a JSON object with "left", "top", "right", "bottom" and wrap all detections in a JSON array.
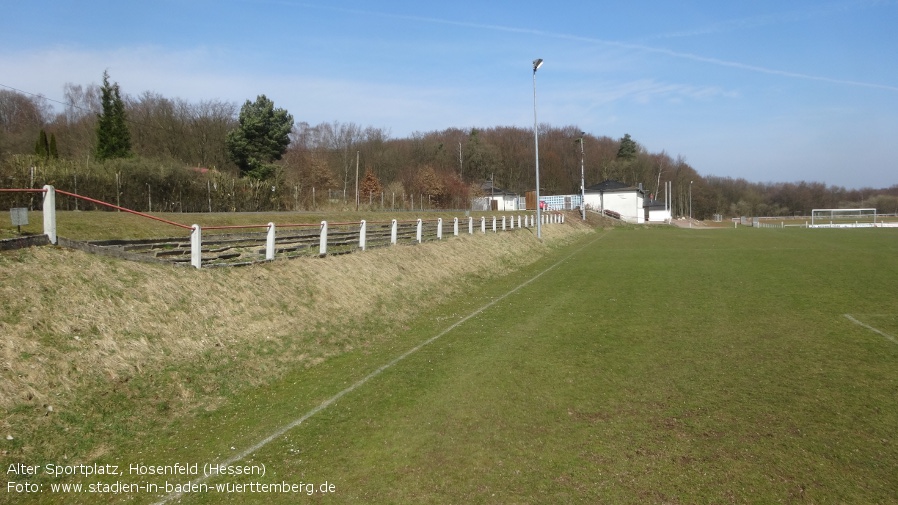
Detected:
[
  {"left": 453, "top": 217, "right": 459, "bottom": 236},
  {"left": 42, "top": 185, "right": 57, "bottom": 244},
  {"left": 480, "top": 217, "right": 486, "bottom": 234},
  {"left": 191, "top": 224, "right": 202, "bottom": 269},
  {"left": 391, "top": 219, "right": 398, "bottom": 244},
  {"left": 359, "top": 219, "right": 367, "bottom": 251},
  {"left": 319, "top": 221, "right": 328, "bottom": 257},
  {"left": 266, "top": 222, "right": 276, "bottom": 260},
  {"left": 437, "top": 218, "right": 443, "bottom": 240},
  {"left": 502, "top": 216, "right": 507, "bottom": 231},
  {"left": 416, "top": 219, "right": 423, "bottom": 243},
  {"left": 468, "top": 216, "right": 473, "bottom": 234}
]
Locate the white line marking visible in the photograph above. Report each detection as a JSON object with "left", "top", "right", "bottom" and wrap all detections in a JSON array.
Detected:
[
  {"left": 844, "top": 314, "right": 898, "bottom": 344},
  {"left": 153, "top": 231, "right": 609, "bottom": 504}
]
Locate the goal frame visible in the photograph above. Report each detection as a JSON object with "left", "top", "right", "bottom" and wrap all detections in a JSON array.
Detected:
[{"left": 810, "top": 208, "right": 878, "bottom": 228}]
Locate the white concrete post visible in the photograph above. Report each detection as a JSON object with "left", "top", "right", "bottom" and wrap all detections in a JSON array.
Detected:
[
  {"left": 266, "top": 222, "right": 276, "bottom": 260},
  {"left": 391, "top": 219, "right": 398, "bottom": 244},
  {"left": 453, "top": 217, "right": 459, "bottom": 236},
  {"left": 468, "top": 216, "right": 473, "bottom": 234},
  {"left": 492, "top": 216, "right": 496, "bottom": 232},
  {"left": 437, "top": 218, "right": 443, "bottom": 240},
  {"left": 319, "top": 221, "right": 328, "bottom": 256},
  {"left": 42, "top": 185, "right": 56, "bottom": 244},
  {"left": 480, "top": 217, "right": 486, "bottom": 233},
  {"left": 416, "top": 218, "right": 423, "bottom": 243},
  {"left": 190, "top": 224, "right": 202, "bottom": 269},
  {"left": 359, "top": 220, "right": 367, "bottom": 251}
]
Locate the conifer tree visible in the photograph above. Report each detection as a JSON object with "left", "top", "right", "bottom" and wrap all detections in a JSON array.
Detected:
[
  {"left": 226, "top": 94, "right": 293, "bottom": 180},
  {"left": 616, "top": 133, "right": 638, "bottom": 161},
  {"left": 95, "top": 71, "right": 131, "bottom": 161},
  {"left": 34, "top": 129, "right": 49, "bottom": 159},
  {"left": 49, "top": 133, "right": 58, "bottom": 159}
]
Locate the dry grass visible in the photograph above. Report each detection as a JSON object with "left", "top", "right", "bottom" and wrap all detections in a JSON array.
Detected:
[{"left": 1, "top": 216, "right": 592, "bottom": 459}]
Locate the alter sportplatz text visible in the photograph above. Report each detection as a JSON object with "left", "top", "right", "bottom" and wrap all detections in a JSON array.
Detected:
[{"left": 8, "top": 462, "right": 265, "bottom": 478}]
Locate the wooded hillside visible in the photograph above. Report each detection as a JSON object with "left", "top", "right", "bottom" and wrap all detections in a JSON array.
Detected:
[{"left": 2, "top": 82, "right": 896, "bottom": 218}]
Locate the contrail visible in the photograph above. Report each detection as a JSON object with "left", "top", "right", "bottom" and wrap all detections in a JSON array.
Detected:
[{"left": 289, "top": 1, "right": 898, "bottom": 93}]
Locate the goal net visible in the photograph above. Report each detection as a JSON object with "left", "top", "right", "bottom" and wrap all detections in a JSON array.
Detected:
[{"left": 810, "top": 208, "right": 878, "bottom": 228}]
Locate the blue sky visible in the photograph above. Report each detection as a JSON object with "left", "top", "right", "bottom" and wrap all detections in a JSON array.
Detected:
[{"left": 2, "top": 0, "right": 896, "bottom": 188}]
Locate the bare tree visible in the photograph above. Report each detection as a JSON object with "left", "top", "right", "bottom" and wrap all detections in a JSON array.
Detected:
[{"left": 0, "top": 89, "right": 52, "bottom": 157}]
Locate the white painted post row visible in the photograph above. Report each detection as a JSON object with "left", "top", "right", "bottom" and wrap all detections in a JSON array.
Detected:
[{"left": 184, "top": 213, "right": 551, "bottom": 269}]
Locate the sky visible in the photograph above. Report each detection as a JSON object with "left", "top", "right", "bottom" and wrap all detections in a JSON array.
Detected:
[{"left": 1, "top": 0, "right": 896, "bottom": 189}]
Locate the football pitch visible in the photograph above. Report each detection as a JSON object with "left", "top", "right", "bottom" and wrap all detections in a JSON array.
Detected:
[
  {"left": 23, "top": 226, "right": 896, "bottom": 505},
  {"left": 148, "top": 226, "right": 896, "bottom": 504}
]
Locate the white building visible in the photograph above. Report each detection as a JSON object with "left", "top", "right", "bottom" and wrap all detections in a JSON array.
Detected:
[
  {"left": 644, "top": 198, "right": 672, "bottom": 223},
  {"left": 473, "top": 181, "right": 520, "bottom": 211},
  {"left": 584, "top": 180, "right": 646, "bottom": 224}
]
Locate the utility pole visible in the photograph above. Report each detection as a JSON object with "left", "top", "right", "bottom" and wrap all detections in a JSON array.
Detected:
[{"left": 578, "top": 132, "right": 586, "bottom": 220}]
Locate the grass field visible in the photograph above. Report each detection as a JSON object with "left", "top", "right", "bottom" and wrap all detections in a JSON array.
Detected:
[{"left": 3, "top": 224, "right": 898, "bottom": 504}]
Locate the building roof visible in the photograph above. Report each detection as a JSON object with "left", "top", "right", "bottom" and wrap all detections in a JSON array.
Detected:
[
  {"left": 644, "top": 198, "right": 667, "bottom": 209},
  {"left": 585, "top": 179, "right": 644, "bottom": 194},
  {"left": 480, "top": 181, "right": 517, "bottom": 196}
]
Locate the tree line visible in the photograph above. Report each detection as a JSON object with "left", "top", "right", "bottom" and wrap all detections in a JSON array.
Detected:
[{"left": 2, "top": 74, "right": 896, "bottom": 218}]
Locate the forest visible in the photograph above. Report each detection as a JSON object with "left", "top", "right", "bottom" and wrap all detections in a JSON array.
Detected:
[{"left": 2, "top": 78, "right": 896, "bottom": 218}]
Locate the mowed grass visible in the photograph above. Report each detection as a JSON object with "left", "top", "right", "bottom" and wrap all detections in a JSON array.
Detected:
[
  {"left": 179, "top": 227, "right": 896, "bottom": 504},
  {"left": 5, "top": 226, "right": 898, "bottom": 504}
]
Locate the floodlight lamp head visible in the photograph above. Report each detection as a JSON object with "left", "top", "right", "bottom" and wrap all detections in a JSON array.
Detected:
[{"left": 533, "top": 58, "right": 544, "bottom": 72}]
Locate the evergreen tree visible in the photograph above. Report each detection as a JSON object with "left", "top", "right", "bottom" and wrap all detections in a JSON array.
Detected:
[
  {"left": 226, "top": 94, "right": 294, "bottom": 180},
  {"left": 616, "top": 133, "right": 638, "bottom": 161},
  {"left": 95, "top": 70, "right": 131, "bottom": 161},
  {"left": 35, "top": 129, "right": 49, "bottom": 159},
  {"left": 49, "top": 133, "right": 58, "bottom": 159}
]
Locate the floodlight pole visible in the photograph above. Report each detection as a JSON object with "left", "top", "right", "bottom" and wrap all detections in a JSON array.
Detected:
[
  {"left": 689, "top": 180, "right": 693, "bottom": 221},
  {"left": 533, "top": 58, "right": 543, "bottom": 240},
  {"left": 578, "top": 132, "right": 586, "bottom": 220}
]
